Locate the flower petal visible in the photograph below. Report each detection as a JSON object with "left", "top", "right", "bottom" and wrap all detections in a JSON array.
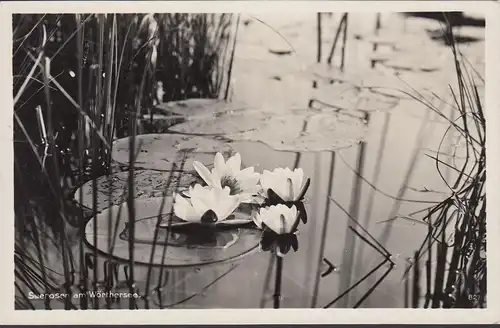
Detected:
[
  {"left": 261, "top": 206, "right": 283, "bottom": 235},
  {"left": 261, "top": 170, "right": 288, "bottom": 201},
  {"left": 283, "top": 204, "right": 299, "bottom": 233},
  {"left": 173, "top": 194, "right": 199, "bottom": 222},
  {"left": 259, "top": 170, "right": 273, "bottom": 194},
  {"left": 226, "top": 152, "right": 242, "bottom": 174},
  {"left": 214, "top": 194, "right": 240, "bottom": 221},
  {"left": 253, "top": 212, "right": 264, "bottom": 229},
  {"left": 214, "top": 152, "right": 227, "bottom": 177},
  {"left": 273, "top": 177, "right": 291, "bottom": 201},
  {"left": 292, "top": 168, "right": 304, "bottom": 200},
  {"left": 193, "top": 161, "right": 214, "bottom": 186},
  {"left": 210, "top": 167, "right": 223, "bottom": 189},
  {"left": 189, "top": 185, "right": 212, "bottom": 216},
  {"left": 237, "top": 166, "right": 255, "bottom": 177},
  {"left": 238, "top": 172, "right": 261, "bottom": 193}
]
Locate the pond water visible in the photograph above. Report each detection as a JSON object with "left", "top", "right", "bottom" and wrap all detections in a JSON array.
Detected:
[{"left": 21, "top": 12, "right": 484, "bottom": 309}]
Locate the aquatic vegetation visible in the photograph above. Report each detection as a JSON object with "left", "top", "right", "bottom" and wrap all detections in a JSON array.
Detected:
[
  {"left": 399, "top": 18, "right": 486, "bottom": 309},
  {"left": 260, "top": 167, "right": 309, "bottom": 202},
  {"left": 12, "top": 10, "right": 485, "bottom": 311},
  {"left": 228, "top": 111, "right": 368, "bottom": 152},
  {"left": 253, "top": 204, "right": 300, "bottom": 256},
  {"left": 72, "top": 169, "right": 198, "bottom": 212},
  {"left": 111, "top": 133, "right": 234, "bottom": 171},
  {"left": 85, "top": 197, "right": 262, "bottom": 269},
  {"left": 260, "top": 167, "right": 310, "bottom": 224},
  {"left": 156, "top": 98, "right": 248, "bottom": 118},
  {"left": 193, "top": 152, "right": 261, "bottom": 202},
  {"left": 173, "top": 185, "right": 243, "bottom": 225}
]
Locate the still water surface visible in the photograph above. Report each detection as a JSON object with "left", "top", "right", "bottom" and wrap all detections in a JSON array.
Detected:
[{"left": 23, "top": 12, "right": 484, "bottom": 309}]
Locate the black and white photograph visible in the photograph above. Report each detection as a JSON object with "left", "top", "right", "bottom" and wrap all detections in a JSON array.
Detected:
[{"left": 4, "top": 0, "right": 499, "bottom": 322}]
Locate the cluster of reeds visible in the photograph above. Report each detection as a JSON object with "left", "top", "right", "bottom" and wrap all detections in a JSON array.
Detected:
[
  {"left": 13, "top": 13, "right": 236, "bottom": 309},
  {"left": 403, "top": 17, "right": 486, "bottom": 308}
]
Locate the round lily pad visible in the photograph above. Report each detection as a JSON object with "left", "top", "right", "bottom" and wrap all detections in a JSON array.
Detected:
[
  {"left": 84, "top": 197, "right": 261, "bottom": 268},
  {"left": 168, "top": 109, "right": 274, "bottom": 136},
  {"left": 155, "top": 98, "right": 249, "bottom": 119},
  {"left": 383, "top": 50, "right": 451, "bottom": 73},
  {"left": 141, "top": 113, "right": 185, "bottom": 133},
  {"left": 72, "top": 169, "right": 200, "bottom": 213},
  {"left": 228, "top": 110, "right": 368, "bottom": 152},
  {"left": 112, "top": 133, "right": 234, "bottom": 172},
  {"left": 300, "top": 63, "right": 397, "bottom": 89},
  {"left": 312, "top": 85, "right": 399, "bottom": 112}
]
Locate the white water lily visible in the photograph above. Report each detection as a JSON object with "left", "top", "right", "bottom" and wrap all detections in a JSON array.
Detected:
[
  {"left": 192, "top": 152, "right": 261, "bottom": 203},
  {"left": 253, "top": 204, "right": 299, "bottom": 235},
  {"left": 260, "top": 167, "right": 308, "bottom": 202},
  {"left": 172, "top": 184, "right": 248, "bottom": 225}
]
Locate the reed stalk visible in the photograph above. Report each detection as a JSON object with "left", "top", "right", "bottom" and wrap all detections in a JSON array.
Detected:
[
  {"left": 405, "top": 13, "right": 486, "bottom": 309},
  {"left": 273, "top": 255, "right": 283, "bottom": 309},
  {"left": 13, "top": 13, "right": 236, "bottom": 310}
]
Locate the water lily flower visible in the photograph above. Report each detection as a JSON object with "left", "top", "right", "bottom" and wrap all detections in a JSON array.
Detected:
[
  {"left": 260, "top": 167, "right": 310, "bottom": 202},
  {"left": 192, "top": 152, "right": 261, "bottom": 203},
  {"left": 259, "top": 167, "right": 310, "bottom": 223},
  {"left": 253, "top": 204, "right": 300, "bottom": 256},
  {"left": 170, "top": 184, "right": 252, "bottom": 227}
]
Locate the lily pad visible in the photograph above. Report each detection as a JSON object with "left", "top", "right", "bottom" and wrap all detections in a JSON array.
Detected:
[
  {"left": 228, "top": 111, "right": 368, "bottom": 152},
  {"left": 84, "top": 197, "right": 261, "bottom": 268},
  {"left": 141, "top": 114, "right": 185, "bottom": 133},
  {"left": 299, "top": 63, "right": 398, "bottom": 89},
  {"left": 168, "top": 109, "right": 274, "bottom": 136},
  {"left": 155, "top": 98, "right": 249, "bottom": 119},
  {"left": 363, "top": 31, "right": 432, "bottom": 52},
  {"left": 112, "top": 133, "right": 234, "bottom": 172},
  {"left": 73, "top": 169, "right": 200, "bottom": 213},
  {"left": 311, "top": 85, "right": 400, "bottom": 112},
  {"left": 383, "top": 50, "right": 451, "bottom": 73}
]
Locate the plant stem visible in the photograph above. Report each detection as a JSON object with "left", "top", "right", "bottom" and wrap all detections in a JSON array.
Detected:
[
  {"left": 273, "top": 254, "right": 283, "bottom": 309},
  {"left": 316, "top": 13, "right": 322, "bottom": 63},
  {"left": 224, "top": 14, "right": 240, "bottom": 101},
  {"left": 326, "top": 14, "right": 346, "bottom": 65},
  {"left": 340, "top": 13, "right": 348, "bottom": 71}
]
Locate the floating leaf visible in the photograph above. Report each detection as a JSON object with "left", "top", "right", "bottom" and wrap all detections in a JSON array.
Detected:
[
  {"left": 299, "top": 63, "right": 399, "bottom": 90},
  {"left": 168, "top": 109, "right": 274, "bottom": 135},
  {"left": 73, "top": 169, "right": 199, "bottom": 212},
  {"left": 312, "top": 85, "right": 399, "bottom": 112},
  {"left": 112, "top": 133, "right": 234, "bottom": 171},
  {"left": 228, "top": 111, "right": 367, "bottom": 152},
  {"left": 155, "top": 98, "right": 249, "bottom": 119},
  {"left": 84, "top": 197, "right": 261, "bottom": 267},
  {"left": 383, "top": 50, "right": 451, "bottom": 73}
]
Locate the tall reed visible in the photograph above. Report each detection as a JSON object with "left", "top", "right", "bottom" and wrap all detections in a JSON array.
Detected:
[
  {"left": 404, "top": 14, "right": 486, "bottom": 308},
  {"left": 13, "top": 13, "right": 236, "bottom": 310}
]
